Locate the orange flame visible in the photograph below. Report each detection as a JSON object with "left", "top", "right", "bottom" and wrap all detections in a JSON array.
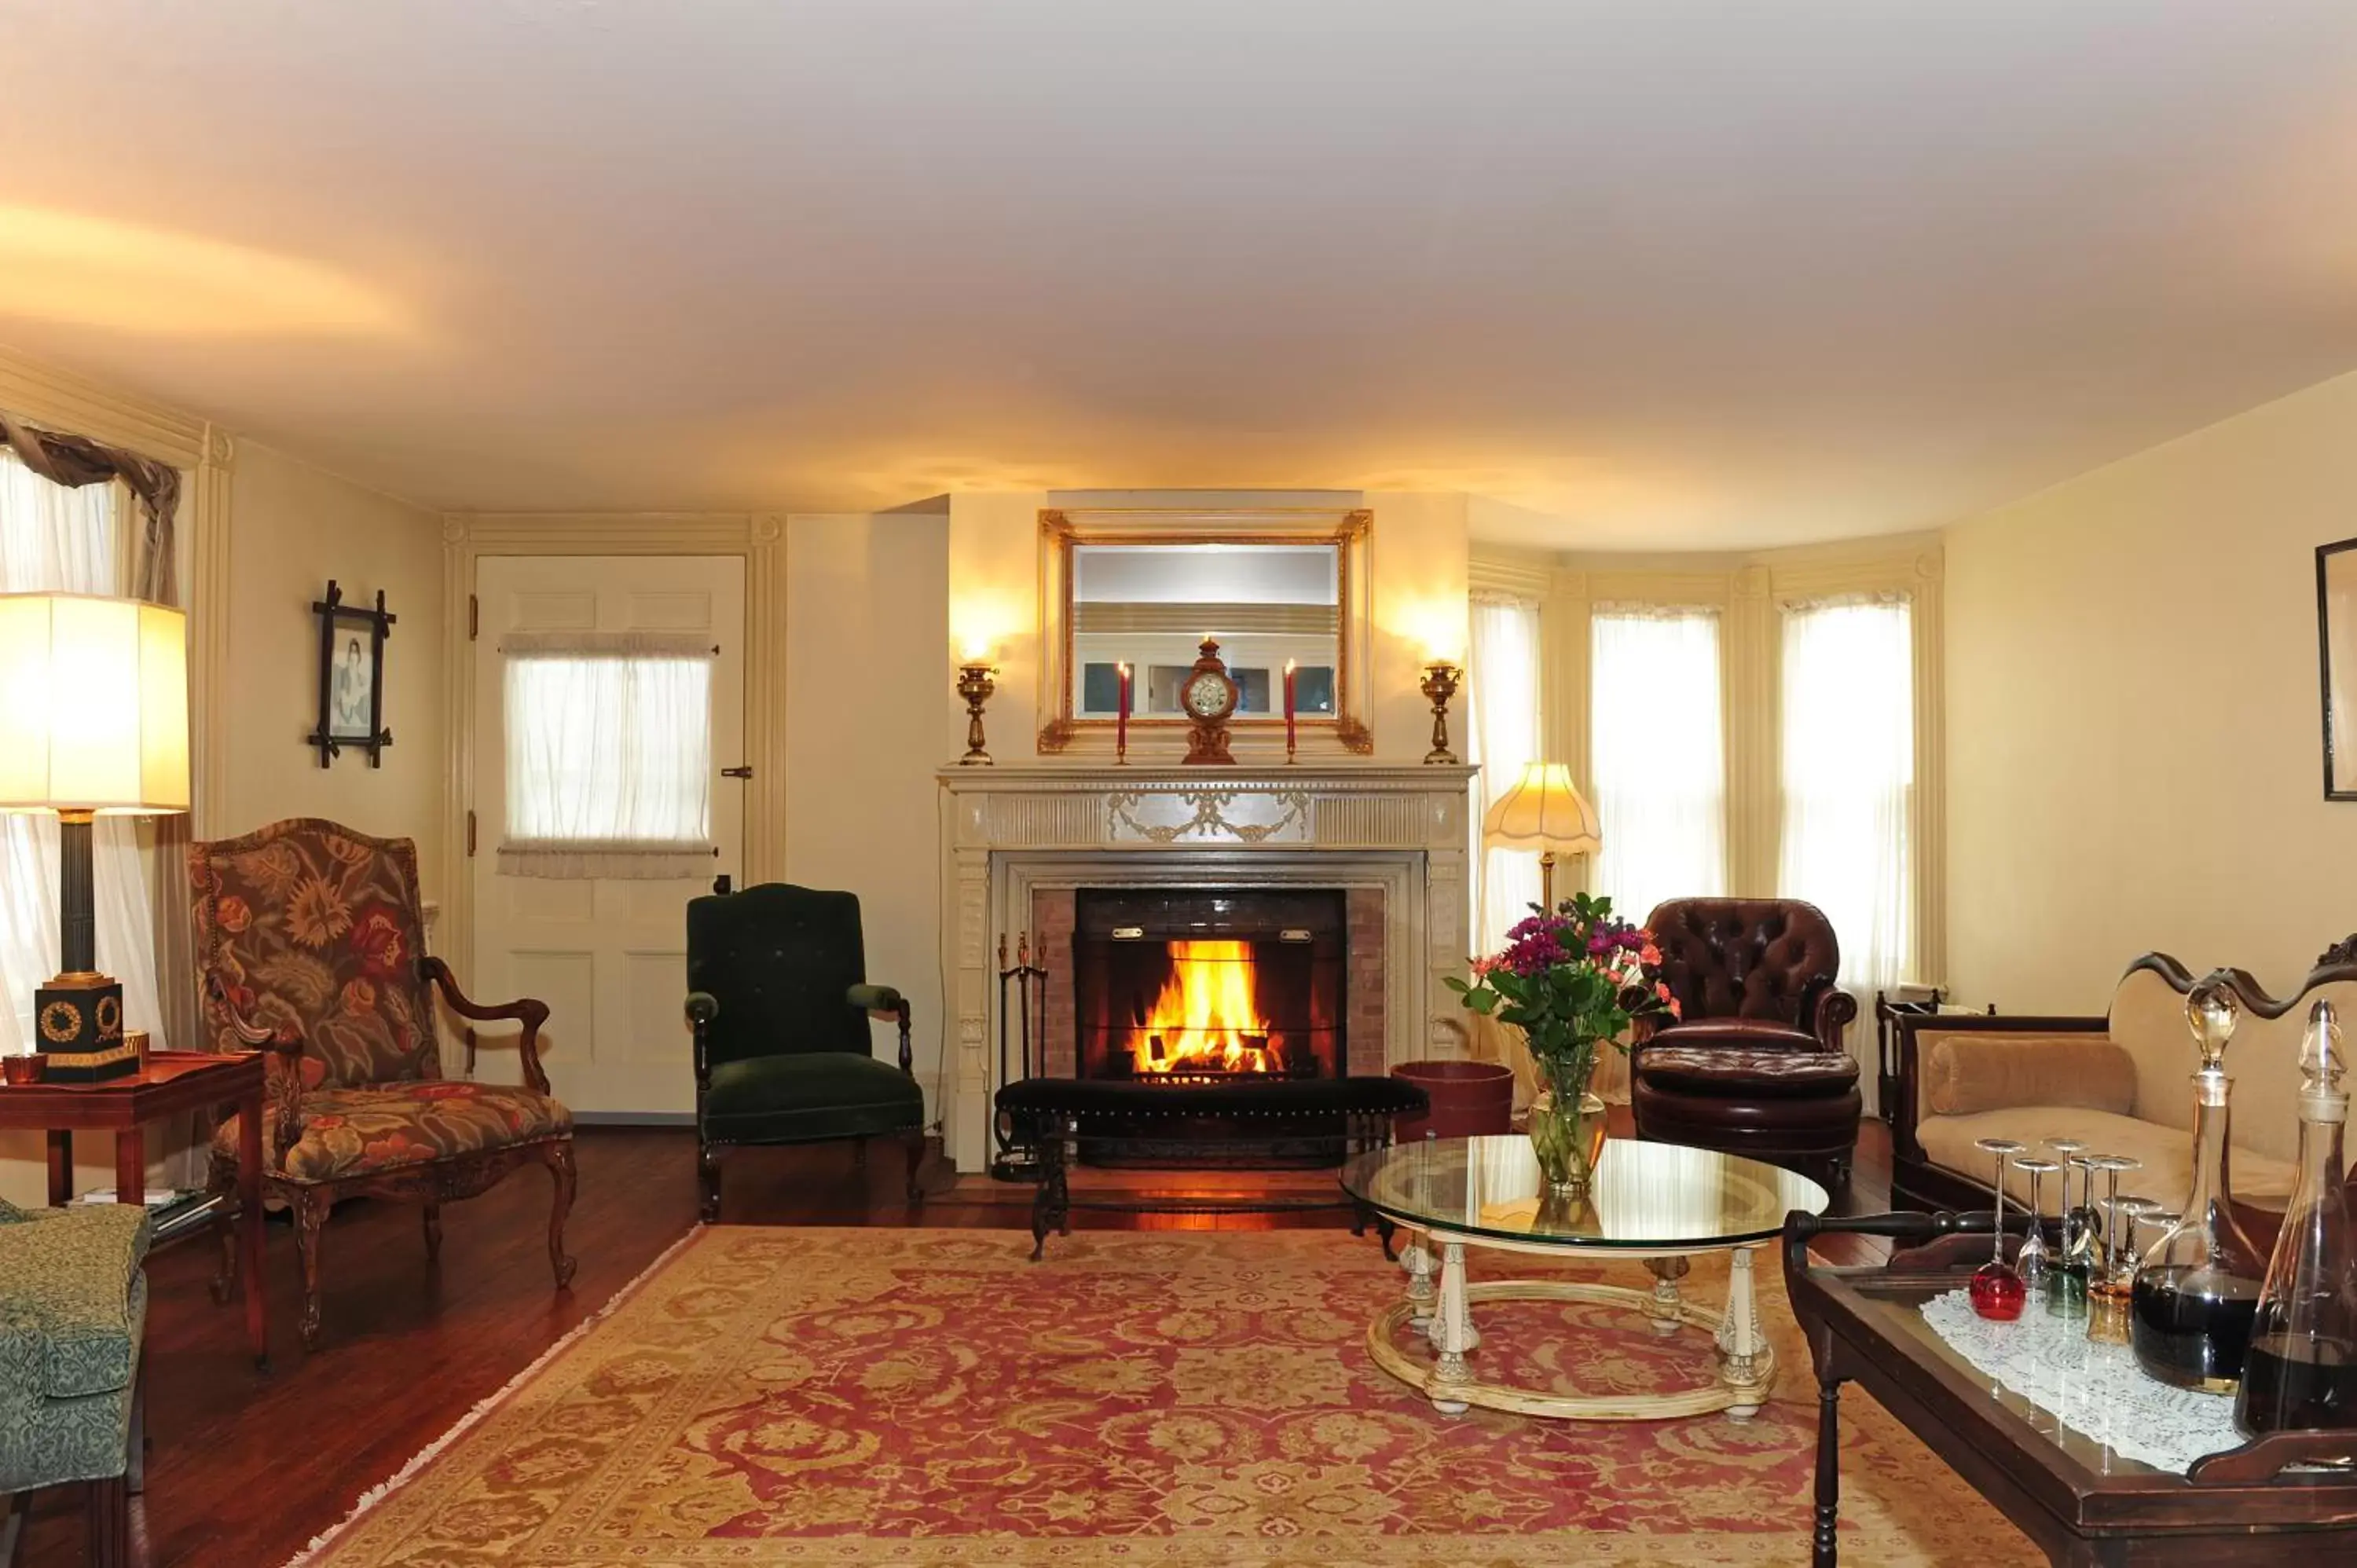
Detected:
[{"left": 1127, "top": 940, "right": 1274, "bottom": 1076}]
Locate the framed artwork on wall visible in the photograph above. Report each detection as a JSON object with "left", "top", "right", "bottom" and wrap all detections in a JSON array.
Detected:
[
  {"left": 2321, "top": 537, "right": 2357, "bottom": 800},
  {"left": 310, "top": 580, "right": 395, "bottom": 768}
]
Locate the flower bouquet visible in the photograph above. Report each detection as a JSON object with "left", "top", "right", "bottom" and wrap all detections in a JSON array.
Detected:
[{"left": 1446, "top": 893, "right": 1677, "bottom": 1197}]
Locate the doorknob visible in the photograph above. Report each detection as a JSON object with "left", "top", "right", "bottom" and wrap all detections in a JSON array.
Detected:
[{"left": 720, "top": 766, "right": 753, "bottom": 779}]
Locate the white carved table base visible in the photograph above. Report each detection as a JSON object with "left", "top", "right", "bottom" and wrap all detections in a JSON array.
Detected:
[{"left": 1371, "top": 1226, "right": 1774, "bottom": 1422}]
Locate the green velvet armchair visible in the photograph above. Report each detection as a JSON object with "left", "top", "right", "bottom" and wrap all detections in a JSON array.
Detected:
[
  {"left": 686, "top": 882, "right": 928, "bottom": 1222},
  {"left": 0, "top": 1197, "right": 150, "bottom": 1568}
]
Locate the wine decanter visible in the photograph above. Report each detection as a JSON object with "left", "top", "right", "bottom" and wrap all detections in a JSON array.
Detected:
[
  {"left": 2014, "top": 1156, "right": 2060, "bottom": 1292},
  {"left": 2131, "top": 979, "right": 2269, "bottom": 1392},
  {"left": 2235, "top": 998, "right": 2357, "bottom": 1434},
  {"left": 1970, "top": 1138, "right": 2028, "bottom": 1321}
]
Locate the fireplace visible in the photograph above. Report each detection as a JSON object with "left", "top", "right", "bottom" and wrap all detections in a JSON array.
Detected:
[
  {"left": 1073, "top": 888, "right": 1347, "bottom": 1084},
  {"left": 943, "top": 764, "right": 1474, "bottom": 1174}
]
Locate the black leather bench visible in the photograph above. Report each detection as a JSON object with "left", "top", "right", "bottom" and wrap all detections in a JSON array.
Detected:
[{"left": 994, "top": 1075, "right": 1428, "bottom": 1258}]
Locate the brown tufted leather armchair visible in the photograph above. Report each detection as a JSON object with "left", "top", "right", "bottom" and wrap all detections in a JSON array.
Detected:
[
  {"left": 1641, "top": 898, "right": 1857, "bottom": 1053},
  {"left": 1630, "top": 898, "right": 1863, "bottom": 1187}
]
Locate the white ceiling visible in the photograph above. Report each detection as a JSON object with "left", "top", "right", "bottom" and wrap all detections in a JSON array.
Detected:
[{"left": 4, "top": 2, "right": 2356, "bottom": 548}]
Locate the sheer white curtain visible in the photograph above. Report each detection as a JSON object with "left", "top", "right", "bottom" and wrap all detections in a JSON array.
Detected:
[
  {"left": 498, "top": 630, "right": 717, "bottom": 879},
  {"left": 1466, "top": 593, "right": 1544, "bottom": 953},
  {"left": 1779, "top": 594, "right": 1914, "bottom": 1100},
  {"left": 0, "top": 450, "right": 165, "bottom": 1055},
  {"left": 1590, "top": 605, "right": 1726, "bottom": 928}
]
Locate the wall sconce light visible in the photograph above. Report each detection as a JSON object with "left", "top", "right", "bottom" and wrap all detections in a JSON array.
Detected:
[
  {"left": 956, "top": 658, "right": 999, "bottom": 766},
  {"left": 1420, "top": 660, "right": 1462, "bottom": 765}
]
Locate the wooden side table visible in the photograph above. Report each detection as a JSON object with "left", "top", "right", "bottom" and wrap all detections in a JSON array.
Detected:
[{"left": 0, "top": 1050, "right": 268, "bottom": 1369}]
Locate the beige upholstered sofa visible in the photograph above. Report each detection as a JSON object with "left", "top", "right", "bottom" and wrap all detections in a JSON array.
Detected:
[{"left": 1892, "top": 946, "right": 2357, "bottom": 1222}]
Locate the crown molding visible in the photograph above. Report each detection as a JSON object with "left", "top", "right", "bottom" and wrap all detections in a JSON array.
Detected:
[
  {"left": 0, "top": 347, "right": 207, "bottom": 469},
  {"left": 1586, "top": 569, "right": 1732, "bottom": 607},
  {"left": 1467, "top": 550, "right": 1556, "bottom": 600}
]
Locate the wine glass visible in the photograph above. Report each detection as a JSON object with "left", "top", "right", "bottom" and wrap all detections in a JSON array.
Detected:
[
  {"left": 2012, "top": 1156, "right": 2060, "bottom": 1292},
  {"left": 2110, "top": 1196, "right": 2157, "bottom": 1280},
  {"left": 2043, "top": 1138, "right": 2091, "bottom": 1317},
  {"left": 1970, "top": 1137, "right": 2029, "bottom": 1321},
  {"left": 2084, "top": 1159, "right": 2146, "bottom": 1345},
  {"left": 2066, "top": 1152, "right": 2108, "bottom": 1273}
]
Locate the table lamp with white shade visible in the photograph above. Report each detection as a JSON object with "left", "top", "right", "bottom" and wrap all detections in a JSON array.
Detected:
[
  {"left": 1482, "top": 761, "right": 1601, "bottom": 912},
  {"left": 0, "top": 592, "right": 189, "bottom": 1081}
]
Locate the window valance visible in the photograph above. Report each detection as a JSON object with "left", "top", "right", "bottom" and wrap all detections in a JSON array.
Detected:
[
  {"left": 0, "top": 411, "right": 180, "bottom": 603},
  {"left": 498, "top": 629, "right": 717, "bottom": 660}
]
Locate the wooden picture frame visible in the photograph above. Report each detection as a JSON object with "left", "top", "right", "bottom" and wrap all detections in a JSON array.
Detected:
[
  {"left": 310, "top": 580, "right": 395, "bottom": 768},
  {"left": 2321, "top": 537, "right": 2357, "bottom": 800},
  {"left": 1035, "top": 506, "right": 1375, "bottom": 759}
]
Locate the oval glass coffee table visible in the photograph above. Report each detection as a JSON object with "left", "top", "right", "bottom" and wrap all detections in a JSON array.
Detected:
[{"left": 1341, "top": 1135, "right": 1828, "bottom": 1422}]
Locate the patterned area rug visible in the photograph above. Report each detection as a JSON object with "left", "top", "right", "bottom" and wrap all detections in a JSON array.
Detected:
[{"left": 293, "top": 1226, "right": 2033, "bottom": 1566}]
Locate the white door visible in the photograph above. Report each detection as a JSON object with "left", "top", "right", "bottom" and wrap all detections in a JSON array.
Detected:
[{"left": 471, "top": 555, "right": 746, "bottom": 1116}]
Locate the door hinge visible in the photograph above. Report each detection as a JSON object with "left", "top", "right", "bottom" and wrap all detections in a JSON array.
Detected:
[
  {"left": 720, "top": 765, "right": 753, "bottom": 779},
  {"left": 468, "top": 594, "right": 478, "bottom": 641},
  {"left": 466, "top": 810, "right": 477, "bottom": 857}
]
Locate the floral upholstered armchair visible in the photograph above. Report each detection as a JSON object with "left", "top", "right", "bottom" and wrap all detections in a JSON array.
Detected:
[{"left": 189, "top": 818, "right": 576, "bottom": 1350}]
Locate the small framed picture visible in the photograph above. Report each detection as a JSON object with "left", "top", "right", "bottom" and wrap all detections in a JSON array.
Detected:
[{"left": 310, "top": 581, "right": 395, "bottom": 768}]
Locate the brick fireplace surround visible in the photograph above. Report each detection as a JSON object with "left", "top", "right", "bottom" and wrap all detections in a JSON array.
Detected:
[
  {"left": 936, "top": 764, "right": 1479, "bottom": 1171},
  {"left": 1028, "top": 885, "right": 1387, "bottom": 1081}
]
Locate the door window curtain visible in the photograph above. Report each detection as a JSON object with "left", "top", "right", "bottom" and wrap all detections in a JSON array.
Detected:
[
  {"left": 0, "top": 448, "right": 167, "bottom": 1057},
  {"left": 1466, "top": 593, "right": 1544, "bottom": 954},
  {"left": 1590, "top": 604, "right": 1726, "bottom": 928},
  {"left": 1778, "top": 593, "right": 1914, "bottom": 1106},
  {"left": 498, "top": 630, "right": 717, "bottom": 879}
]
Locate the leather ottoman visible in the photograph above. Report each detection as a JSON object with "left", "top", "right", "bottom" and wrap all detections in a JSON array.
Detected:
[{"left": 1630, "top": 1046, "right": 1862, "bottom": 1189}]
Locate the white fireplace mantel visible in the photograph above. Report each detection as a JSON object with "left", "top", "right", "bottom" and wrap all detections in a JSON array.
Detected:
[{"left": 935, "top": 762, "right": 1478, "bottom": 1171}]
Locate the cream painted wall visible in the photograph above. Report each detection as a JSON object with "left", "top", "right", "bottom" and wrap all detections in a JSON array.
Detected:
[
  {"left": 783, "top": 513, "right": 951, "bottom": 1112},
  {"left": 222, "top": 442, "right": 446, "bottom": 893},
  {"left": 1365, "top": 492, "right": 1472, "bottom": 755},
  {"left": 1945, "top": 369, "right": 2357, "bottom": 1013},
  {"left": 946, "top": 491, "right": 1048, "bottom": 758}
]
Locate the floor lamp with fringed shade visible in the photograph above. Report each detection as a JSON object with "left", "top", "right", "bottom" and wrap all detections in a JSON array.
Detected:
[
  {"left": 0, "top": 592, "right": 189, "bottom": 1082},
  {"left": 1482, "top": 762, "right": 1601, "bottom": 913}
]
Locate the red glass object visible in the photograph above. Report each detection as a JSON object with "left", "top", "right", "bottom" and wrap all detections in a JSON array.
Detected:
[{"left": 1971, "top": 1261, "right": 2028, "bottom": 1321}]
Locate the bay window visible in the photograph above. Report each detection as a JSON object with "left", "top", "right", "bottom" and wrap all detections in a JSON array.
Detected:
[
  {"left": 1589, "top": 604, "right": 1726, "bottom": 926},
  {"left": 1467, "top": 593, "right": 1544, "bottom": 952},
  {"left": 1777, "top": 594, "right": 1915, "bottom": 998}
]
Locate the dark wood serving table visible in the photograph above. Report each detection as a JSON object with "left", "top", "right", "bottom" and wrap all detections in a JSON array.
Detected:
[
  {"left": 1783, "top": 1211, "right": 2357, "bottom": 1566},
  {"left": 0, "top": 1050, "right": 267, "bottom": 1368}
]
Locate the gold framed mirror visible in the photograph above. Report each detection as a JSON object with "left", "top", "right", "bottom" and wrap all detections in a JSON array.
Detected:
[{"left": 1036, "top": 507, "right": 1374, "bottom": 758}]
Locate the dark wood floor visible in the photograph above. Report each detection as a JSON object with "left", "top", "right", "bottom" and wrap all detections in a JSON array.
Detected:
[{"left": 17, "top": 1116, "right": 1897, "bottom": 1567}]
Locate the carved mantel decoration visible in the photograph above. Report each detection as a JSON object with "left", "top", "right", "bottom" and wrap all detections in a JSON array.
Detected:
[
  {"left": 937, "top": 761, "right": 1477, "bottom": 1171},
  {"left": 1036, "top": 506, "right": 1376, "bottom": 760}
]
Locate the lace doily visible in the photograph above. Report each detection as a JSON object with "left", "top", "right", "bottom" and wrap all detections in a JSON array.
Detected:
[{"left": 1919, "top": 1288, "right": 2244, "bottom": 1475}]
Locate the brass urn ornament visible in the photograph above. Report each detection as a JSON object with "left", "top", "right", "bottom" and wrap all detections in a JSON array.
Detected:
[
  {"left": 1178, "top": 639, "right": 1240, "bottom": 765},
  {"left": 1421, "top": 661, "right": 1463, "bottom": 765},
  {"left": 956, "top": 660, "right": 999, "bottom": 766}
]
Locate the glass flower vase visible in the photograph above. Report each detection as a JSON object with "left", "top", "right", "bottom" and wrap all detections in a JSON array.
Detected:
[{"left": 1529, "top": 1055, "right": 1608, "bottom": 1198}]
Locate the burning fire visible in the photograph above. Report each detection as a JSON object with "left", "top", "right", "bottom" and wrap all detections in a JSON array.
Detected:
[{"left": 1127, "top": 940, "right": 1275, "bottom": 1076}]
